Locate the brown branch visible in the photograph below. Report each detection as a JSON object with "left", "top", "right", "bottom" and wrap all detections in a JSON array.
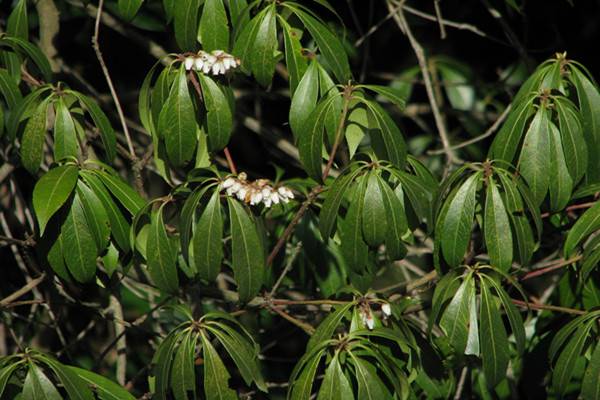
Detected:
[
  {"left": 0, "top": 273, "right": 46, "bottom": 308},
  {"left": 268, "top": 306, "right": 315, "bottom": 335},
  {"left": 511, "top": 299, "right": 586, "bottom": 316},
  {"left": 541, "top": 202, "right": 597, "bottom": 219},
  {"left": 108, "top": 293, "right": 127, "bottom": 385},
  {"left": 223, "top": 147, "right": 238, "bottom": 175},
  {"left": 520, "top": 255, "right": 582, "bottom": 281},
  {"left": 433, "top": 0, "right": 447, "bottom": 39}
]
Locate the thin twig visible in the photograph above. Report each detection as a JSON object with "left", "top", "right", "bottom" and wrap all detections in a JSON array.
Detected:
[
  {"left": 433, "top": 0, "right": 447, "bottom": 39},
  {"left": 269, "top": 243, "right": 303, "bottom": 297},
  {"left": 541, "top": 201, "right": 597, "bottom": 219},
  {"left": 268, "top": 306, "right": 315, "bottom": 335},
  {"left": 389, "top": 0, "right": 458, "bottom": 165},
  {"left": 92, "top": 0, "right": 136, "bottom": 159},
  {"left": 108, "top": 293, "right": 127, "bottom": 385},
  {"left": 223, "top": 147, "right": 238, "bottom": 175},
  {"left": 511, "top": 299, "right": 586, "bottom": 315},
  {"left": 0, "top": 273, "right": 46, "bottom": 308},
  {"left": 520, "top": 255, "right": 582, "bottom": 281}
]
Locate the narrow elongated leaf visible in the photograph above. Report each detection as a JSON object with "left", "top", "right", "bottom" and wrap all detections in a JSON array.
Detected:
[
  {"left": 552, "top": 322, "right": 593, "bottom": 396},
  {"left": 73, "top": 93, "right": 116, "bottom": 161},
  {"left": 199, "top": 0, "right": 229, "bottom": 51},
  {"left": 68, "top": 366, "right": 136, "bottom": 400},
  {"left": 440, "top": 173, "right": 480, "bottom": 267},
  {"left": 556, "top": 98, "right": 587, "bottom": 183},
  {"left": 194, "top": 190, "right": 223, "bottom": 281},
  {"left": 429, "top": 271, "right": 461, "bottom": 334},
  {"left": 298, "top": 96, "right": 335, "bottom": 182},
  {"left": 158, "top": 66, "right": 197, "bottom": 166},
  {"left": 440, "top": 274, "right": 474, "bottom": 353},
  {"left": 152, "top": 331, "right": 181, "bottom": 399},
  {"left": 43, "top": 357, "right": 94, "bottom": 400},
  {"left": 286, "top": 5, "right": 350, "bottom": 83},
  {"left": 364, "top": 100, "right": 407, "bottom": 170},
  {"left": 582, "top": 341, "right": 600, "bottom": 400},
  {"left": 0, "top": 68, "right": 23, "bottom": 108},
  {"left": 231, "top": 9, "right": 264, "bottom": 72},
  {"left": 318, "top": 64, "right": 342, "bottom": 145},
  {"left": 479, "top": 278, "right": 510, "bottom": 387},
  {"left": 201, "top": 333, "right": 238, "bottom": 400},
  {"left": 307, "top": 302, "right": 353, "bottom": 351},
  {"left": 489, "top": 98, "right": 534, "bottom": 162},
  {"left": 0, "top": 362, "right": 22, "bottom": 398},
  {"left": 228, "top": 198, "right": 265, "bottom": 302},
  {"left": 171, "top": 332, "right": 195, "bottom": 400},
  {"left": 93, "top": 170, "right": 145, "bottom": 215},
  {"left": 23, "top": 363, "right": 62, "bottom": 400},
  {"left": 319, "top": 168, "right": 362, "bottom": 239},
  {"left": 437, "top": 61, "right": 474, "bottom": 111},
  {"left": 7, "top": 0, "right": 28, "bottom": 39},
  {"left": 518, "top": 107, "right": 550, "bottom": 205},
  {"left": 62, "top": 194, "right": 97, "bottom": 283},
  {"left": 571, "top": 68, "right": 600, "bottom": 181},
  {"left": 174, "top": 0, "right": 200, "bottom": 51},
  {"left": 484, "top": 177, "right": 513, "bottom": 272},
  {"left": 361, "top": 171, "right": 387, "bottom": 246},
  {"left": 250, "top": 5, "right": 277, "bottom": 86},
  {"left": 146, "top": 207, "right": 179, "bottom": 293},
  {"left": 47, "top": 234, "right": 70, "bottom": 281},
  {"left": 180, "top": 184, "right": 212, "bottom": 262},
  {"left": 289, "top": 348, "right": 326, "bottom": 400},
  {"left": 76, "top": 181, "right": 110, "bottom": 252},
  {"left": 2, "top": 37, "right": 52, "bottom": 81},
  {"left": 377, "top": 175, "right": 408, "bottom": 260},
  {"left": 53, "top": 98, "right": 78, "bottom": 161},
  {"left": 317, "top": 356, "right": 353, "bottom": 400},
  {"left": 7, "top": 86, "right": 52, "bottom": 141},
  {"left": 20, "top": 101, "right": 48, "bottom": 174},
  {"left": 564, "top": 201, "right": 600, "bottom": 256},
  {"left": 118, "top": 0, "right": 144, "bottom": 20},
  {"left": 280, "top": 18, "right": 308, "bottom": 94},
  {"left": 360, "top": 84, "right": 406, "bottom": 110},
  {"left": 198, "top": 74, "right": 232, "bottom": 150},
  {"left": 548, "top": 121, "right": 573, "bottom": 211},
  {"left": 465, "top": 293, "right": 480, "bottom": 356},
  {"left": 340, "top": 175, "right": 368, "bottom": 271},
  {"left": 33, "top": 165, "right": 79, "bottom": 235},
  {"left": 290, "top": 60, "right": 319, "bottom": 139},
  {"left": 351, "top": 356, "right": 389, "bottom": 400}
]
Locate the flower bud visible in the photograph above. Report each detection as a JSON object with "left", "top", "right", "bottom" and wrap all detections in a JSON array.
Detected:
[
  {"left": 223, "top": 177, "right": 236, "bottom": 188},
  {"left": 381, "top": 303, "right": 391, "bottom": 317},
  {"left": 184, "top": 57, "right": 194, "bottom": 71}
]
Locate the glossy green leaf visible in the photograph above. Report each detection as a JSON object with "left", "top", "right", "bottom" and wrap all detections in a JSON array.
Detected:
[
  {"left": 548, "top": 121, "right": 573, "bottom": 211},
  {"left": 146, "top": 207, "right": 179, "bottom": 293},
  {"left": 194, "top": 190, "right": 223, "bottom": 281},
  {"left": 180, "top": 184, "right": 212, "bottom": 262},
  {"left": 552, "top": 321, "right": 593, "bottom": 396},
  {"left": 62, "top": 194, "right": 97, "bottom": 283},
  {"left": 76, "top": 181, "right": 110, "bottom": 252},
  {"left": 198, "top": 74, "right": 232, "bottom": 151},
  {"left": 360, "top": 84, "right": 406, "bottom": 110},
  {"left": 7, "top": 85, "right": 51, "bottom": 141},
  {"left": 377, "top": 174, "right": 408, "bottom": 260},
  {"left": 228, "top": 198, "right": 265, "bottom": 302},
  {"left": 344, "top": 99, "right": 367, "bottom": 159},
  {"left": 7, "top": 0, "right": 28, "bottom": 39},
  {"left": 363, "top": 100, "right": 407, "bottom": 171},
  {"left": 319, "top": 168, "right": 362, "bottom": 239},
  {"left": 289, "top": 348, "right": 325, "bottom": 400},
  {"left": 199, "top": 0, "right": 229, "bottom": 51},
  {"left": 93, "top": 169, "right": 145, "bottom": 215},
  {"left": 564, "top": 201, "right": 600, "bottom": 257},
  {"left": 489, "top": 98, "right": 534, "bottom": 162},
  {"left": 0, "top": 362, "right": 22, "bottom": 398},
  {"left": 47, "top": 234, "right": 70, "bottom": 281},
  {"left": 249, "top": 5, "right": 277, "bottom": 86},
  {"left": 20, "top": 101, "right": 48, "bottom": 174},
  {"left": 174, "top": 0, "right": 200, "bottom": 51},
  {"left": 22, "top": 363, "right": 61, "bottom": 400},
  {"left": 280, "top": 18, "right": 308, "bottom": 95},
  {"left": 518, "top": 107, "right": 550, "bottom": 206},
  {"left": 317, "top": 356, "right": 353, "bottom": 400},
  {"left": 361, "top": 171, "right": 387, "bottom": 246},
  {"left": 484, "top": 177, "right": 513, "bottom": 272},
  {"left": 582, "top": 341, "right": 600, "bottom": 400},
  {"left": 298, "top": 96, "right": 335, "bottom": 182},
  {"left": 1, "top": 37, "right": 52, "bottom": 82},
  {"left": 152, "top": 331, "right": 181, "bottom": 399},
  {"left": 53, "top": 98, "right": 78, "bottom": 161},
  {"left": 340, "top": 174, "right": 368, "bottom": 271},
  {"left": 440, "top": 274, "right": 474, "bottom": 353},
  {"left": 231, "top": 9, "right": 265, "bottom": 73},
  {"left": 290, "top": 60, "right": 319, "bottom": 140},
  {"left": 479, "top": 278, "right": 510, "bottom": 387},
  {"left": 158, "top": 66, "right": 197, "bottom": 166},
  {"left": 351, "top": 356, "right": 389, "bottom": 400},
  {"left": 307, "top": 302, "right": 353, "bottom": 351},
  {"left": 201, "top": 332, "right": 238, "bottom": 400},
  {"left": 171, "top": 332, "right": 195, "bottom": 400},
  {"left": 429, "top": 271, "right": 461, "bottom": 334},
  {"left": 68, "top": 366, "right": 136, "bottom": 400},
  {"left": 440, "top": 173, "right": 480, "bottom": 267},
  {"left": 556, "top": 98, "right": 587, "bottom": 183},
  {"left": 72, "top": 92, "right": 116, "bottom": 161},
  {"left": 465, "top": 292, "right": 479, "bottom": 356},
  {"left": 43, "top": 357, "right": 94, "bottom": 400},
  {"left": 33, "top": 165, "right": 79, "bottom": 235},
  {"left": 318, "top": 64, "right": 342, "bottom": 145},
  {"left": 118, "top": 0, "right": 144, "bottom": 21},
  {"left": 0, "top": 68, "right": 23, "bottom": 108}
]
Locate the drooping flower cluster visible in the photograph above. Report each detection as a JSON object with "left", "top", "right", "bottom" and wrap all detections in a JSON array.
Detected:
[
  {"left": 359, "top": 301, "right": 392, "bottom": 330},
  {"left": 222, "top": 173, "right": 295, "bottom": 208},
  {"left": 184, "top": 50, "right": 240, "bottom": 76}
]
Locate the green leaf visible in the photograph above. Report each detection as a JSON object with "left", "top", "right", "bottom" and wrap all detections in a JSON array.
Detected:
[
  {"left": 552, "top": 321, "right": 593, "bottom": 396},
  {"left": 437, "top": 61, "right": 474, "bottom": 111},
  {"left": 118, "top": 0, "right": 144, "bottom": 21},
  {"left": 440, "top": 173, "right": 480, "bottom": 267},
  {"left": 7, "top": 0, "right": 29, "bottom": 40},
  {"left": 290, "top": 60, "right": 319, "bottom": 140},
  {"left": 76, "top": 181, "right": 110, "bottom": 252},
  {"left": 199, "top": 0, "right": 229, "bottom": 51},
  {"left": 484, "top": 177, "right": 513, "bottom": 272},
  {"left": 23, "top": 363, "right": 62, "bottom": 400},
  {"left": 518, "top": 107, "right": 550, "bottom": 206},
  {"left": 564, "top": 201, "right": 600, "bottom": 257},
  {"left": 194, "top": 190, "right": 223, "bottom": 281},
  {"left": 7, "top": 85, "right": 51, "bottom": 141},
  {"left": 170, "top": 332, "right": 195, "bottom": 400},
  {"left": 429, "top": 271, "right": 461, "bottom": 334},
  {"left": 319, "top": 169, "right": 362, "bottom": 240},
  {"left": 93, "top": 170, "right": 145, "bottom": 215},
  {"left": 340, "top": 174, "right": 368, "bottom": 271},
  {"left": 72, "top": 92, "right": 117, "bottom": 161},
  {"left": 344, "top": 99, "right": 367, "bottom": 159},
  {"left": 0, "top": 362, "right": 22, "bottom": 398},
  {"left": 351, "top": 356, "right": 389, "bottom": 400},
  {"left": 68, "top": 366, "right": 136, "bottom": 400},
  {"left": 289, "top": 348, "right": 326, "bottom": 400},
  {"left": 363, "top": 100, "right": 407, "bottom": 170},
  {"left": 317, "top": 356, "right": 353, "bottom": 400},
  {"left": 377, "top": 174, "right": 408, "bottom": 260},
  {"left": 152, "top": 331, "right": 181, "bottom": 399},
  {"left": 249, "top": 4, "right": 277, "bottom": 86},
  {"left": 198, "top": 74, "right": 232, "bottom": 151},
  {"left": 180, "top": 184, "right": 212, "bottom": 262},
  {"left": 2, "top": 37, "right": 52, "bottom": 82},
  {"left": 158, "top": 66, "right": 197, "bottom": 166},
  {"left": 53, "top": 98, "right": 78, "bottom": 161},
  {"left": 465, "top": 292, "right": 479, "bottom": 356},
  {"left": 556, "top": 98, "right": 587, "bottom": 183},
  {"left": 146, "top": 207, "right": 179, "bottom": 293},
  {"left": 571, "top": 67, "right": 600, "bottom": 182},
  {"left": 280, "top": 18, "right": 308, "bottom": 95},
  {"left": 231, "top": 9, "right": 264, "bottom": 73},
  {"left": 20, "top": 101, "right": 48, "bottom": 174},
  {"left": 201, "top": 332, "right": 238, "bottom": 400},
  {"left": 360, "top": 84, "right": 406, "bottom": 110},
  {"left": 307, "top": 302, "right": 353, "bottom": 351},
  {"left": 62, "top": 194, "right": 98, "bottom": 283},
  {"left": 489, "top": 98, "right": 534, "bottom": 162},
  {"left": 318, "top": 64, "right": 342, "bottom": 145},
  {"left": 33, "top": 165, "right": 79, "bottom": 235},
  {"left": 0, "top": 68, "right": 23, "bottom": 108},
  {"left": 228, "top": 198, "right": 265, "bottom": 302},
  {"left": 582, "top": 340, "right": 600, "bottom": 400},
  {"left": 479, "top": 277, "right": 510, "bottom": 387},
  {"left": 440, "top": 274, "right": 474, "bottom": 353},
  {"left": 298, "top": 96, "right": 336, "bottom": 182},
  {"left": 43, "top": 357, "right": 94, "bottom": 400},
  {"left": 286, "top": 4, "right": 350, "bottom": 83},
  {"left": 174, "top": 0, "right": 200, "bottom": 51},
  {"left": 547, "top": 121, "right": 573, "bottom": 211},
  {"left": 361, "top": 171, "right": 387, "bottom": 246}
]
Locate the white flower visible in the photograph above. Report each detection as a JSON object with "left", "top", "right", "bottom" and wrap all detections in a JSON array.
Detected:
[
  {"left": 236, "top": 187, "right": 248, "bottom": 201},
  {"left": 250, "top": 191, "right": 263, "bottom": 205},
  {"left": 381, "top": 303, "right": 391, "bottom": 317},
  {"left": 277, "top": 187, "right": 287, "bottom": 196},
  {"left": 194, "top": 57, "right": 205, "bottom": 71},
  {"left": 184, "top": 57, "right": 195, "bottom": 71},
  {"left": 223, "top": 177, "right": 236, "bottom": 189},
  {"left": 366, "top": 315, "right": 375, "bottom": 330},
  {"left": 284, "top": 188, "right": 294, "bottom": 199},
  {"left": 263, "top": 197, "right": 272, "bottom": 208},
  {"left": 202, "top": 61, "right": 213, "bottom": 74},
  {"left": 261, "top": 187, "right": 271, "bottom": 198},
  {"left": 271, "top": 192, "right": 280, "bottom": 204}
]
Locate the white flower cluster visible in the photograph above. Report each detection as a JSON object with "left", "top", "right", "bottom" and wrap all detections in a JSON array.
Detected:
[
  {"left": 359, "top": 302, "right": 392, "bottom": 331},
  {"left": 222, "top": 173, "right": 295, "bottom": 208},
  {"left": 184, "top": 50, "right": 240, "bottom": 76}
]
